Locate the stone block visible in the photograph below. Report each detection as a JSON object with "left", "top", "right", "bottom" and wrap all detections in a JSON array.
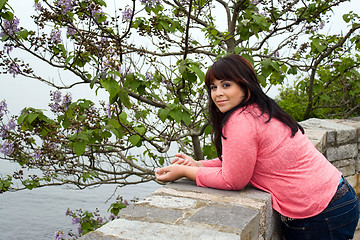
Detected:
[
  {"left": 329, "top": 119, "right": 360, "bottom": 143},
  {"left": 117, "top": 205, "right": 183, "bottom": 224},
  {"left": 80, "top": 231, "right": 124, "bottom": 240},
  {"left": 331, "top": 158, "right": 356, "bottom": 168},
  {"left": 302, "top": 128, "right": 327, "bottom": 152},
  {"left": 188, "top": 204, "right": 260, "bottom": 238},
  {"left": 337, "top": 165, "right": 356, "bottom": 177},
  {"left": 300, "top": 118, "right": 357, "bottom": 145},
  {"left": 87, "top": 219, "right": 240, "bottom": 240},
  {"left": 326, "top": 144, "right": 358, "bottom": 161},
  {"left": 136, "top": 195, "right": 197, "bottom": 210}
]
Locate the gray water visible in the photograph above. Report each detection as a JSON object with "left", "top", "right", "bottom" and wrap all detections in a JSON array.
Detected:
[{"left": 0, "top": 160, "right": 160, "bottom": 240}]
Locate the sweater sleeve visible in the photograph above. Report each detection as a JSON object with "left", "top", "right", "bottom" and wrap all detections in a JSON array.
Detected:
[
  {"left": 196, "top": 111, "right": 258, "bottom": 190},
  {"left": 199, "top": 158, "right": 222, "bottom": 167}
]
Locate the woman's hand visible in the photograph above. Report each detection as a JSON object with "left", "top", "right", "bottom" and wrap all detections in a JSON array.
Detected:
[
  {"left": 155, "top": 164, "right": 198, "bottom": 182},
  {"left": 171, "top": 153, "right": 204, "bottom": 167}
]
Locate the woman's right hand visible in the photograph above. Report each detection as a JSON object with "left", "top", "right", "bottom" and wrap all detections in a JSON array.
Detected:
[{"left": 171, "top": 153, "right": 203, "bottom": 167}]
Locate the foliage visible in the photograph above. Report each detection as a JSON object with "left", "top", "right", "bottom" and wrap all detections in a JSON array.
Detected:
[
  {"left": 277, "top": 67, "right": 360, "bottom": 121},
  {"left": 53, "top": 196, "right": 131, "bottom": 239},
  {"left": 0, "top": 0, "right": 359, "bottom": 192}
]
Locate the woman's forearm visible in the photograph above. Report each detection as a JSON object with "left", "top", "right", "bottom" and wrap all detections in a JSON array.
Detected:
[{"left": 181, "top": 165, "right": 199, "bottom": 181}]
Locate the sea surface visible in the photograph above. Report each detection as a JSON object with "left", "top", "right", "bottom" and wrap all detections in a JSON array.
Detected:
[{"left": 0, "top": 160, "right": 160, "bottom": 240}]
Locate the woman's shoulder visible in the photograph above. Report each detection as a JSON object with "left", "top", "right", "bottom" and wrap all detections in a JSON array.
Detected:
[
  {"left": 226, "top": 105, "right": 261, "bottom": 128},
  {"left": 232, "top": 104, "right": 264, "bottom": 120}
]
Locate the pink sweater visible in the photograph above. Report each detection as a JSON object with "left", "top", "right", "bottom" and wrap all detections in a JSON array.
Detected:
[{"left": 196, "top": 105, "right": 342, "bottom": 219}]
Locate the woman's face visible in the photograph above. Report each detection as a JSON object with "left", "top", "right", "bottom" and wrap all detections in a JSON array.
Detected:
[{"left": 210, "top": 79, "right": 245, "bottom": 113}]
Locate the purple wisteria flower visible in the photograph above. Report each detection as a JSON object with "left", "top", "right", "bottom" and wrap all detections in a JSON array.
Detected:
[
  {"left": 65, "top": 208, "right": 74, "bottom": 216},
  {"left": 0, "top": 140, "right": 14, "bottom": 156},
  {"left": 250, "top": 0, "right": 260, "bottom": 5},
  {"left": 32, "top": 150, "right": 43, "bottom": 160},
  {"left": 0, "top": 125, "right": 8, "bottom": 138},
  {"left": 56, "top": 0, "right": 75, "bottom": 14},
  {"left": 122, "top": 8, "right": 133, "bottom": 21},
  {"left": 5, "top": 119, "right": 16, "bottom": 131},
  {"left": 49, "top": 90, "right": 62, "bottom": 112},
  {"left": 145, "top": 72, "right": 153, "bottom": 81},
  {"left": 72, "top": 217, "right": 81, "bottom": 224},
  {"left": 50, "top": 28, "right": 62, "bottom": 44},
  {"left": 0, "top": 100, "right": 8, "bottom": 118},
  {"left": 3, "top": 44, "right": 14, "bottom": 54},
  {"left": 34, "top": 2, "right": 43, "bottom": 12},
  {"left": 66, "top": 27, "right": 76, "bottom": 36},
  {"left": 0, "top": 17, "right": 19, "bottom": 37},
  {"left": 106, "top": 104, "right": 112, "bottom": 118},
  {"left": 54, "top": 230, "right": 66, "bottom": 240},
  {"left": 49, "top": 91, "right": 73, "bottom": 113},
  {"left": 140, "top": 0, "right": 162, "bottom": 8},
  {"left": 77, "top": 224, "right": 83, "bottom": 235},
  {"left": 97, "top": 217, "right": 103, "bottom": 224},
  {"left": 52, "top": 90, "right": 62, "bottom": 103},
  {"left": 8, "top": 62, "right": 21, "bottom": 78},
  {"left": 62, "top": 93, "right": 72, "bottom": 110}
]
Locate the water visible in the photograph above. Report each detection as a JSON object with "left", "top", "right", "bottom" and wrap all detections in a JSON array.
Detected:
[{"left": 0, "top": 160, "right": 161, "bottom": 240}]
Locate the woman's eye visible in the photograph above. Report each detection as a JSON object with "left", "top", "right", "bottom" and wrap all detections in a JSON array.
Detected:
[
  {"left": 210, "top": 85, "right": 217, "bottom": 90},
  {"left": 223, "top": 83, "right": 231, "bottom": 88}
]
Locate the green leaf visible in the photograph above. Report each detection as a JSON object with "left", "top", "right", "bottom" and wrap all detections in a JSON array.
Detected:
[
  {"left": 158, "top": 108, "right": 170, "bottom": 122},
  {"left": 1, "top": 11, "right": 13, "bottom": 21},
  {"left": 17, "top": 114, "right": 27, "bottom": 125},
  {"left": 0, "top": 0, "right": 6, "bottom": 10},
  {"left": 181, "top": 111, "right": 191, "bottom": 125},
  {"left": 188, "top": 64, "right": 205, "bottom": 82},
  {"left": 118, "top": 90, "right": 132, "bottom": 109},
  {"left": 108, "top": 118, "right": 121, "bottom": 128},
  {"left": 288, "top": 67, "right": 297, "bottom": 75},
  {"left": 101, "top": 78, "right": 120, "bottom": 100},
  {"left": 342, "top": 13, "right": 351, "bottom": 23},
  {"left": 134, "top": 126, "right": 146, "bottom": 135},
  {"left": 62, "top": 116, "right": 71, "bottom": 129},
  {"left": 27, "top": 113, "right": 39, "bottom": 124},
  {"left": 169, "top": 109, "right": 182, "bottom": 123},
  {"left": 18, "top": 29, "right": 29, "bottom": 40},
  {"left": 74, "top": 141, "right": 86, "bottom": 156},
  {"left": 130, "top": 134, "right": 141, "bottom": 146}
]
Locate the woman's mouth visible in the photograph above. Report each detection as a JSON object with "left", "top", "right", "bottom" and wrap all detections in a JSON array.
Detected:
[{"left": 216, "top": 100, "right": 227, "bottom": 105}]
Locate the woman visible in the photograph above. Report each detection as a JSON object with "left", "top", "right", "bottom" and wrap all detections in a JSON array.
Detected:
[{"left": 155, "top": 54, "right": 359, "bottom": 239}]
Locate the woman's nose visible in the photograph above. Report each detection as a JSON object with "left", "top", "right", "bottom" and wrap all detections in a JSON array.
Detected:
[{"left": 215, "top": 88, "right": 224, "bottom": 96}]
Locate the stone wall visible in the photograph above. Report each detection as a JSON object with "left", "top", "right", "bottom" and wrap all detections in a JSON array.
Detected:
[{"left": 81, "top": 118, "right": 360, "bottom": 240}]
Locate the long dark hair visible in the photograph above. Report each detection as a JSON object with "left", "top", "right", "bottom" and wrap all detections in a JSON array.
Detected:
[{"left": 205, "top": 54, "right": 304, "bottom": 158}]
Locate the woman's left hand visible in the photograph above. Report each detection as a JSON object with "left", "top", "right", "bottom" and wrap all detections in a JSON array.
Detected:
[
  {"left": 155, "top": 164, "right": 198, "bottom": 182},
  {"left": 155, "top": 165, "right": 185, "bottom": 182}
]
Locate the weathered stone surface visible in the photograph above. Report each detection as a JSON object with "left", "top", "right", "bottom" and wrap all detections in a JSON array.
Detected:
[
  {"left": 79, "top": 231, "right": 124, "bottom": 240},
  {"left": 92, "top": 219, "right": 240, "bottom": 240},
  {"left": 136, "top": 194, "right": 197, "bottom": 209},
  {"left": 329, "top": 119, "right": 360, "bottom": 143},
  {"left": 188, "top": 204, "right": 259, "bottom": 233},
  {"left": 302, "top": 128, "right": 327, "bottom": 153},
  {"left": 118, "top": 205, "right": 183, "bottom": 223},
  {"left": 300, "top": 118, "right": 357, "bottom": 144},
  {"left": 326, "top": 144, "right": 358, "bottom": 161}
]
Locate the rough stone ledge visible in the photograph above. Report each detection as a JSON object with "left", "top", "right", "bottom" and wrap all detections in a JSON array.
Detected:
[
  {"left": 80, "top": 178, "right": 280, "bottom": 240},
  {"left": 300, "top": 118, "right": 357, "bottom": 145}
]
